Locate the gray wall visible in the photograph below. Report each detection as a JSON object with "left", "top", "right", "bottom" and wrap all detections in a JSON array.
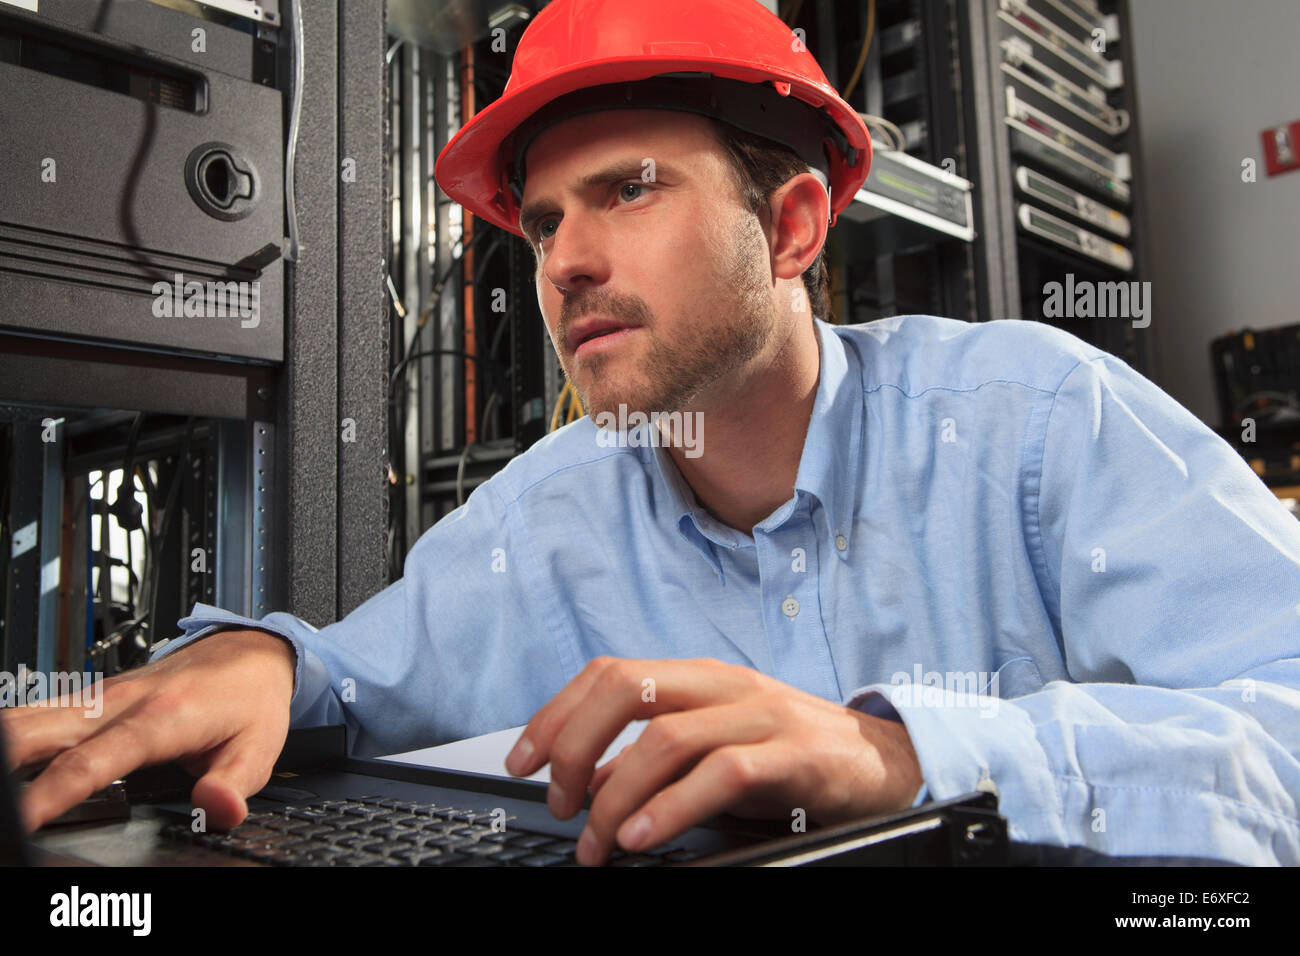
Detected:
[{"left": 1128, "top": 0, "right": 1300, "bottom": 426}]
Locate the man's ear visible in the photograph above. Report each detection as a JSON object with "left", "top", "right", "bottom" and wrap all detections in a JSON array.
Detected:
[{"left": 766, "top": 172, "right": 829, "bottom": 282}]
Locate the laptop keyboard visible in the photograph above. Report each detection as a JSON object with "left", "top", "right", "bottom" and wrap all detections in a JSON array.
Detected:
[{"left": 160, "top": 795, "right": 705, "bottom": 866}]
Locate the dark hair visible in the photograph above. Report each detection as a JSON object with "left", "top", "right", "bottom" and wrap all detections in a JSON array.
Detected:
[{"left": 705, "top": 117, "right": 832, "bottom": 322}]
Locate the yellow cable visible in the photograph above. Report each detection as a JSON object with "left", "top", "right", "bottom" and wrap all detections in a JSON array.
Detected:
[
  {"left": 549, "top": 382, "right": 568, "bottom": 432},
  {"left": 548, "top": 381, "right": 589, "bottom": 432},
  {"left": 841, "top": 0, "right": 875, "bottom": 103}
]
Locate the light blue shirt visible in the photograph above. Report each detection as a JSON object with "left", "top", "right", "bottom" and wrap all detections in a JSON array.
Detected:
[{"left": 153, "top": 315, "right": 1300, "bottom": 865}]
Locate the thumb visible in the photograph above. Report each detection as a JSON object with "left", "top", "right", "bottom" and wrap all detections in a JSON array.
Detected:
[{"left": 189, "top": 734, "right": 280, "bottom": 831}]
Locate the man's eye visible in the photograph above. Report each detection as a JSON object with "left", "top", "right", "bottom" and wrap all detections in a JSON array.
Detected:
[{"left": 534, "top": 184, "right": 650, "bottom": 244}]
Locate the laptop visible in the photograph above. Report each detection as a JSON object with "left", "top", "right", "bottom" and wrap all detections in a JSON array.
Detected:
[{"left": 2, "top": 721, "right": 1010, "bottom": 867}]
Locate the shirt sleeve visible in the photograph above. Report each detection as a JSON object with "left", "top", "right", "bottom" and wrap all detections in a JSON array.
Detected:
[
  {"left": 845, "top": 352, "right": 1300, "bottom": 864},
  {"left": 148, "top": 478, "right": 571, "bottom": 759}
]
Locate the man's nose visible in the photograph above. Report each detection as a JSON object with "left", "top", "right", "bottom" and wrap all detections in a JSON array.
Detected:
[{"left": 542, "top": 209, "right": 611, "bottom": 293}]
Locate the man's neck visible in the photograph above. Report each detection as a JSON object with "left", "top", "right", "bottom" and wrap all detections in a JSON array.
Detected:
[{"left": 664, "top": 317, "right": 822, "bottom": 535}]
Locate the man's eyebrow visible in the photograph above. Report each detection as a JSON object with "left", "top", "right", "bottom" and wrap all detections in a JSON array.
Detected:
[{"left": 518, "top": 158, "right": 679, "bottom": 235}]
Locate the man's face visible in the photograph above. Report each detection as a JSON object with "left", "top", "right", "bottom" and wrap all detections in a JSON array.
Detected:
[{"left": 519, "top": 110, "right": 780, "bottom": 419}]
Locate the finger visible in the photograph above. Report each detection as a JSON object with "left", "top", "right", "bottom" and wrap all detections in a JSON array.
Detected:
[
  {"left": 578, "top": 703, "right": 775, "bottom": 865},
  {"left": 529, "top": 659, "right": 762, "bottom": 818},
  {"left": 589, "top": 749, "right": 626, "bottom": 797},
  {"left": 0, "top": 678, "right": 141, "bottom": 773},
  {"left": 505, "top": 657, "right": 620, "bottom": 777},
  {"left": 189, "top": 729, "right": 285, "bottom": 832},
  {"left": 17, "top": 700, "right": 189, "bottom": 833},
  {"left": 509, "top": 657, "right": 762, "bottom": 778},
  {"left": 610, "top": 743, "right": 788, "bottom": 861}
]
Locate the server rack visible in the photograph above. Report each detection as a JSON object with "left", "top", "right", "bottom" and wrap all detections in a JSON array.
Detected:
[
  {"left": 0, "top": 0, "right": 389, "bottom": 679},
  {"left": 963, "top": 0, "right": 1152, "bottom": 370}
]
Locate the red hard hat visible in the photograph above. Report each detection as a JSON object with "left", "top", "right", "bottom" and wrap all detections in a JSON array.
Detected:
[{"left": 433, "top": 0, "right": 872, "bottom": 239}]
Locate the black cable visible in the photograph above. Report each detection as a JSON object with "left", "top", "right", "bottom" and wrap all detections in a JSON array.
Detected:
[
  {"left": 387, "top": 228, "right": 499, "bottom": 520},
  {"left": 472, "top": 235, "right": 503, "bottom": 289},
  {"left": 93, "top": 481, "right": 113, "bottom": 663},
  {"left": 393, "top": 228, "right": 495, "bottom": 374},
  {"left": 489, "top": 310, "right": 511, "bottom": 360},
  {"left": 145, "top": 418, "right": 195, "bottom": 653},
  {"left": 388, "top": 348, "right": 503, "bottom": 400},
  {"left": 115, "top": 414, "right": 144, "bottom": 615}
]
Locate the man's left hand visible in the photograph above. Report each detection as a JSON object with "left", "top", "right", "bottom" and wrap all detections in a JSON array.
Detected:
[{"left": 504, "top": 657, "right": 924, "bottom": 865}]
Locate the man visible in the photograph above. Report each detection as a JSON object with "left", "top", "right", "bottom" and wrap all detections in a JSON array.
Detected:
[{"left": 5, "top": 0, "right": 1300, "bottom": 867}]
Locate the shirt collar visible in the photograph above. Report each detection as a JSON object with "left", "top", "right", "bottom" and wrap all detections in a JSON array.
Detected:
[{"left": 647, "top": 317, "right": 865, "bottom": 570}]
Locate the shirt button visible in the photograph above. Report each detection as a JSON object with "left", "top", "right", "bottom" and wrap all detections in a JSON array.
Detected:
[
  {"left": 781, "top": 596, "right": 799, "bottom": 618},
  {"left": 835, "top": 534, "right": 847, "bottom": 551}
]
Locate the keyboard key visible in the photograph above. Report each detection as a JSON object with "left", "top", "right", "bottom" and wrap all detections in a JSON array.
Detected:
[
  {"left": 229, "top": 833, "right": 295, "bottom": 850},
  {"left": 368, "top": 826, "right": 420, "bottom": 840},
  {"left": 513, "top": 834, "right": 555, "bottom": 849},
  {"left": 258, "top": 848, "right": 302, "bottom": 865},
  {"left": 304, "top": 846, "right": 350, "bottom": 860},
  {"left": 492, "top": 848, "right": 532, "bottom": 863},
  {"left": 426, "top": 835, "right": 475, "bottom": 850},
  {"left": 517, "top": 852, "right": 567, "bottom": 867},
  {"left": 226, "top": 826, "right": 280, "bottom": 841},
  {"left": 293, "top": 825, "right": 340, "bottom": 839},
  {"left": 287, "top": 809, "right": 332, "bottom": 822},
  {"left": 418, "top": 852, "right": 468, "bottom": 866},
  {"left": 330, "top": 834, "right": 372, "bottom": 849},
  {"left": 286, "top": 840, "right": 331, "bottom": 854},
  {"left": 608, "top": 854, "right": 663, "bottom": 867},
  {"left": 539, "top": 838, "right": 579, "bottom": 855}
]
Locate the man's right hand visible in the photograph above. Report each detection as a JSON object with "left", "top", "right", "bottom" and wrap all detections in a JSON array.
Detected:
[{"left": 0, "top": 629, "right": 295, "bottom": 834}]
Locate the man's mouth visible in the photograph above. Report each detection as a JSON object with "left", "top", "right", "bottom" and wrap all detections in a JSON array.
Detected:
[{"left": 567, "top": 317, "right": 640, "bottom": 354}]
